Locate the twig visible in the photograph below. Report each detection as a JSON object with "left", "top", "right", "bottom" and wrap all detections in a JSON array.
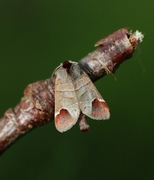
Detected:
[{"left": 0, "top": 28, "right": 144, "bottom": 154}]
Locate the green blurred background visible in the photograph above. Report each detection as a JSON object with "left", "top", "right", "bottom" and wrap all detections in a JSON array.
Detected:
[{"left": 0, "top": 0, "right": 153, "bottom": 179}]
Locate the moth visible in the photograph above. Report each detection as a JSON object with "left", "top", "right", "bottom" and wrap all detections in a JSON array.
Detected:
[{"left": 53, "top": 61, "right": 110, "bottom": 132}]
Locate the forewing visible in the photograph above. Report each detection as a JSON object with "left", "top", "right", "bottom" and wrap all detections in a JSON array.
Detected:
[
  {"left": 74, "top": 71, "right": 110, "bottom": 120},
  {"left": 54, "top": 67, "right": 80, "bottom": 132}
]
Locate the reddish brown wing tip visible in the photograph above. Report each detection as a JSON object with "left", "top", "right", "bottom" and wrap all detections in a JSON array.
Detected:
[
  {"left": 91, "top": 99, "right": 110, "bottom": 120},
  {"left": 55, "top": 109, "right": 77, "bottom": 132}
]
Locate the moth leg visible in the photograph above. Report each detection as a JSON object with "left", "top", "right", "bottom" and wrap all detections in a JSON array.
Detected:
[{"left": 78, "top": 112, "right": 90, "bottom": 132}]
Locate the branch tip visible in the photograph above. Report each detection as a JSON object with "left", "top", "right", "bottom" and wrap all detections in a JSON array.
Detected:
[{"left": 131, "top": 30, "right": 144, "bottom": 43}]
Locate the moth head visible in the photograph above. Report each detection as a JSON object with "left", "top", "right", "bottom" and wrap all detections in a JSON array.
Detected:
[
  {"left": 62, "top": 61, "right": 72, "bottom": 70},
  {"left": 62, "top": 61, "right": 81, "bottom": 80}
]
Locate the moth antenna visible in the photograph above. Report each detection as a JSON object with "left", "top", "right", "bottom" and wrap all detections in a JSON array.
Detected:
[
  {"left": 51, "top": 63, "right": 63, "bottom": 80},
  {"left": 97, "top": 56, "right": 117, "bottom": 81}
]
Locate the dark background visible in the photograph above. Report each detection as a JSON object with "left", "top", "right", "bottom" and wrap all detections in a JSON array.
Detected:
[{"left": 0, "top": 0, "right": 153, "bottom": 180}]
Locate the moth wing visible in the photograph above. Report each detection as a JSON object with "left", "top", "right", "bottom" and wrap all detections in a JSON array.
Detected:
[
  {"left": 54, "top": 67, "right": 80, "bottom": 132},
  {"left": 74, "top": 71, "right": 110, "bottom": 120}
]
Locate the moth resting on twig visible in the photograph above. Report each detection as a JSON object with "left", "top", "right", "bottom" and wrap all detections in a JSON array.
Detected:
[
  {"left": 52, "top": 61, "right": 110, "bottom": 132},
  {"left": 0, "top": 28, "right": 144, "bottom": 153}
]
